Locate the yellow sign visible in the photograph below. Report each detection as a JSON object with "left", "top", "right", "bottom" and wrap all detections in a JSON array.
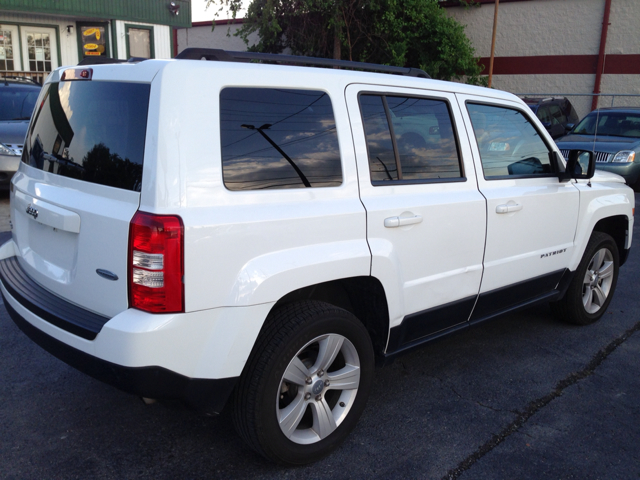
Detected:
[{"left": 84, "top": 43, "right": 98, "bottom": 50}]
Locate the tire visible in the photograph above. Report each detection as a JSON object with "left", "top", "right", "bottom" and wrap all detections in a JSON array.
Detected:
[
  {"left": 550, "top": 232, "right": 619, "bottom": 325},
  {"left": 232, "top": 300, "right": 375, "bottom": 465}
]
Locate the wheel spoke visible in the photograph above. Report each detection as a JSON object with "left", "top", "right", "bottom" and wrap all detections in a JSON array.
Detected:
[
  {"left": 313, "top": 334, "right": 344, "bottom": 373},
  {"left": 592, "top": 249, "right": 606, "bottom": 269},
  {"left": 310, "top": 398, "right": 337, "bottom": 439},
  {"left": 283, "top": 356, "right": 311, "bottom": 386},
  {"left": 583, "top": 270, "right": 592, "bottom": 285},
  {"left": 593, "top": 285, "right": 607, "bottom": 306},
  {"left": 583, "top": 288, "right": 593, "bottom": 311},
  {"left": 598, "top": 260, "right": 614, "bottom": 279},
  {"left": 278, "top": 393, "right": 308, "bottom": 439},
  {"left": 327, "top": 364, "right": 360, "bottom": 390}
]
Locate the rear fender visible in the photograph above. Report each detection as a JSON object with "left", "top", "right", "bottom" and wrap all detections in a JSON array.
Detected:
[{"left": 225, "top": 240, "right": 371, "bottom": 306}]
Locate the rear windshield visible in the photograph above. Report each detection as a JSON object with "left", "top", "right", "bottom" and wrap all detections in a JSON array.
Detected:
[{"left": 23, "top": 80, "right": 150, "bottom": 191}]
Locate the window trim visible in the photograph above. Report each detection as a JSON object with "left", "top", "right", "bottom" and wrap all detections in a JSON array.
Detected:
[
  {"left": 357, "top": 91, "right": 466, "bottom": 186},
  {"left": 125, "top": 24, "right": 155, "bottom": 59},
  {"left": 465, "top": 100, "right": 561, "bottom": 181}
]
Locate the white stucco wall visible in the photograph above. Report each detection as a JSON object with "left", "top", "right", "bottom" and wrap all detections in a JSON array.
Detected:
[
  {"left": 606, "top": 0, "right": 640, "bottom": 55},
  {"left": 447, "top": 0, "right": 604, "bottom": 58},
  {"left": 176, "top": 22, "right": 258, "bottom": 53}
]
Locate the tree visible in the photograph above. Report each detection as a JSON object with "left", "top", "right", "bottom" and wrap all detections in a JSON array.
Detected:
[{"left": 208, "top": 0, "right": 486, "bottom": 84}]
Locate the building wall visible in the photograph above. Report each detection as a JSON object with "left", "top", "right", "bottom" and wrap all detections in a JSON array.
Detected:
[
  {"left": 1, "top": 10, "right": 174, "bottom": 83},
  {"left": 445, "top": 0, "right": 640, "bottom": 117},
  {"left": 176, "top": 21, "right": 258, "bottom": 54},
  {"left": 113, "top": 21, "right": 171, "bottom": 59},
  {"left": 0, "top": 11, "right": 80, "bottom": 68}
]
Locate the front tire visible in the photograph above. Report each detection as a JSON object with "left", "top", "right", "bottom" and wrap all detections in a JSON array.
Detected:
[
  {"left": 551, "top": 232, "right": 619, "bottom": 325},
  {"left": 232, "top": 300, "right": 374, "bottom": 465}
]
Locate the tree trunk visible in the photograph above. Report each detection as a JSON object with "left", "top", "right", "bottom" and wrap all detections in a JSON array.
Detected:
[{"left": 333, "top": 29, "right": 341, "bottom": 60}]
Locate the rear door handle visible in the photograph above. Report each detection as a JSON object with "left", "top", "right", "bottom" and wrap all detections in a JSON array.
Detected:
[
  {"left": 384, "top": 215, "right": 423, "bottom": 228},
  {"left": 496, "top": 203, "right": 523, "bottom": 214}
]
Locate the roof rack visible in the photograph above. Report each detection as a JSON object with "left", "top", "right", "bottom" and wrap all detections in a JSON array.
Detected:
[{"left": 174, "top": 48, "right": 431, "bottom": 79}]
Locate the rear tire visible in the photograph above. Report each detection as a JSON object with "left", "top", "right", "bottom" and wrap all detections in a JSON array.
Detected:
[
  {"left": 232, "top": 300, "right": 374, "bottom": 465},
  {"left": 550, "top": 232, "right": 619, "bottom": 325}
]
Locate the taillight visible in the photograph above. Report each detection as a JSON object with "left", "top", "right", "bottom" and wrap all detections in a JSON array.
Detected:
[{"left": 129, "top": 211, "right": 184, "bottom": 313}]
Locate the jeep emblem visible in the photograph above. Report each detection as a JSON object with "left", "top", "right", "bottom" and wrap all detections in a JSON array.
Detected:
[
  {"left": 312, "top": 380, "right": 324, "bottom": 395},
  {"left": 26, "top": 204, "right": 38, "bottom": 220}
]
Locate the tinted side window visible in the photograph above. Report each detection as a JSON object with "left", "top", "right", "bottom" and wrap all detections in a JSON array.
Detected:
[
  {"left": 360, "top": 94, "right": 462, "bottom": 183},
  {"left": 220, "top": 88, "right": 342, "bottom": 191},
  {"left": 467, "top": 103, "right": 554, "bottom": 179}
]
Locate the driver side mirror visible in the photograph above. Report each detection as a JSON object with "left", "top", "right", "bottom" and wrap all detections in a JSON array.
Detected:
[{"left": 558, "top": 150, "right": 595, "bottom": 182}]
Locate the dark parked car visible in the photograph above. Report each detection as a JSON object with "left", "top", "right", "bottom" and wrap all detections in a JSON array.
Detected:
[
  {"left": 0, "top": 77, "right": 41, "bottom": 188},
  {"left": 524, "top": 97, "right": 579, "bottom": 139},
  {"left": 556, "top": 107, "right": 640, "bottom": 189}
]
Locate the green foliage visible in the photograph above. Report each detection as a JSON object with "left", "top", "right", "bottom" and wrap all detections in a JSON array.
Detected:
[{"left": 207, "top": 0, "right": 486, "bottom": 85}]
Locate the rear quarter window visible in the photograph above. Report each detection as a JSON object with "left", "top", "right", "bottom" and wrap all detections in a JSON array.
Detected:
[{"left": 220, "top": 88, "right": 342, "bottom": 191}]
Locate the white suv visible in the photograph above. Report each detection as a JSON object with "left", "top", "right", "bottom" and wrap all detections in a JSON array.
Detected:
[{"left": 0, "top": 49, "right": 634, "bottom": 465}]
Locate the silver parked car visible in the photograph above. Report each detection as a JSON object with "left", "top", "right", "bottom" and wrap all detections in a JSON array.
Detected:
[
  {"left": 0, "top": 77, "right": 41, "bottom": 188},
  {"left": 556, "top": 107, "right": 640, "bottom": 190}
]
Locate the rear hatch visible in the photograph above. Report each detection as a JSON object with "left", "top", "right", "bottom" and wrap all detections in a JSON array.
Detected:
[{"left": 10, "top": 65, "right": 155, "bottom": 318}]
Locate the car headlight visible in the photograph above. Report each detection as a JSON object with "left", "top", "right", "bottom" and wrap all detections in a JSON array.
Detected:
[
  {"left": 611, "top": 150, "right": 636, "bottom": 163},
  {"left": 0, "top": 143, "right": 19, "bottom": 156}
]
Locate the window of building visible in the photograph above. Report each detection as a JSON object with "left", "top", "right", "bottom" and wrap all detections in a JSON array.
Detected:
[
  {"left": 220, "top": 88, "right": 342, "bottom": 190},
  {"left": 26, "top": 31, "right": 52, "bottom": 72},
  {"left": 359, "top": 94, "right": 463, "bottom": 183},
  {"left": 126, "top": 25, "right": 154, "bottom": 59},
  {"left": 77, "top": 22, "right": 110, "bottom": 59},
  {"left": 0, "top": 29, "right": 15, "bottom": 71},
  {"left": 467, "top": 103, "right": 554, "bottom": 178}
]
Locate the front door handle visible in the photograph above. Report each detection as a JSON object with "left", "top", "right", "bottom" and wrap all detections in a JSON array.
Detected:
[
  {"left": 384, "top": 215, "right": 423, "bottom": 228},
  {"left": 496, "top": 203, "right": 523, "bottom": 214}
]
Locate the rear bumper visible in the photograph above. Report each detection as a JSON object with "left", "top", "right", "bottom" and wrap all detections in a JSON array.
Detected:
[
  {"left": 0, "top": 252, "right": 274, "bottom": 414},
  {"left": 5, "top": 299, "right": 237, "bottom": 414}
]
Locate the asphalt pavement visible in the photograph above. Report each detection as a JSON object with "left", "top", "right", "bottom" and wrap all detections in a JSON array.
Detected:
[{"left": 1, "top": 191, "right": 639, "bottom": 479}]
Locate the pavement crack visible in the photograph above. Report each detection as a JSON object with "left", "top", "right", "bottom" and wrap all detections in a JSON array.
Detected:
[{"left": 442, "top": 320, "right": 640, "bottom": 480}]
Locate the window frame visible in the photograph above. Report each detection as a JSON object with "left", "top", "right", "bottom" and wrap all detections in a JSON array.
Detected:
[
  {"left": 465, "top": 100, "right": 560, "bottom": 181},
  {"left": 357, "top": 91, "right": 466, "bottom": 186},
  {"left": 125, "top": 24, "right": 154, "bottom": 60}
]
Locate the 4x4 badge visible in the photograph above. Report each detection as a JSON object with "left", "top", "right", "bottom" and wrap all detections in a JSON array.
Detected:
[{"left": 26, "top": 204, "right": 38, "bottom": 220}]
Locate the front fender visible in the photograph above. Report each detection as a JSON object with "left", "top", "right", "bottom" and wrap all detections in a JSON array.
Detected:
[{"left": 570, "top": 184, "right": 634, "bottom": 270}]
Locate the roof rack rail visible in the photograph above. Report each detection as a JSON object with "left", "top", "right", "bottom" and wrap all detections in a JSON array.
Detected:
[
  {"left": 1, "top": 75, "right": 41, "bottom": 86},
  {"left": 175, "top": 48, "right": 431, "bottom": 79}
]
